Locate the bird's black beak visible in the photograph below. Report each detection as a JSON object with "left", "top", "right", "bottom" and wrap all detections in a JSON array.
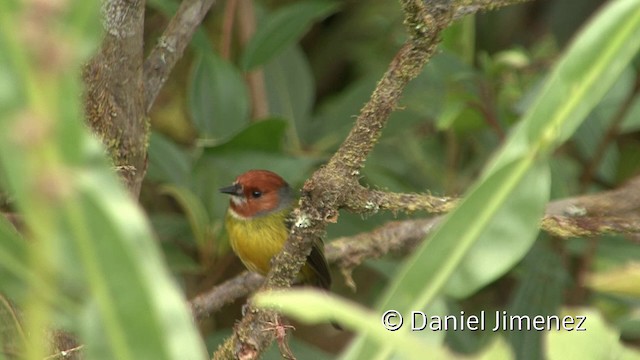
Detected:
[{"left": 219, "top": 183, "right": 242, "bottom": 196}]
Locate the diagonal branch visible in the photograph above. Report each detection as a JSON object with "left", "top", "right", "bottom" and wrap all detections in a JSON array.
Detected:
[
  {"left": 143, "top": 0, "right": 217, "bottom": 112},
  {"left": 212, "top": 1, "right": 528, "bottom": 358}
]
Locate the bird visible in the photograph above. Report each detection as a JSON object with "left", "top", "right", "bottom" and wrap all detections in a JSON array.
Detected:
[{"left": 219, "top": 169, "right": 332, "bottom": 290}]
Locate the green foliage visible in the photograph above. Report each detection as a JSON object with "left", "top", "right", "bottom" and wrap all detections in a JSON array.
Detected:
[
  {"left": 240, "top": 0, "right": 340, "bottom": 70},
  {"left": 189, "top": 52, "right": 250, "bottom": 139},
  {"left": 0, "top": 2, "right": 206, "bottom": 360},
  {"left": 546, "top": 309, "right": 640, "bottom": 359}
]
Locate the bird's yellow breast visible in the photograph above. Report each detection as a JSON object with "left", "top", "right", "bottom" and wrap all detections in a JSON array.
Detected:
[{"left": 225, "top": 209, "right": 290, "bottom": 275}]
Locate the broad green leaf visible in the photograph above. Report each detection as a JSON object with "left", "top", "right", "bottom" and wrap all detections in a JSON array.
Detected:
[
  {"left": 203, "top": 118, "right": 288, "bottom": 154},
  {"left": 441, "top": 16, "right": 475, "bottom": 64},
  {"left": 263, "top": 335, "right": 332, "bottom": 360},
  {"left": 587, "top": 263, "right": 640, "bottom": 298},
  {"left": 188, "top": 52, "right": 249, "bottom": 138},
  {"left": 241, "top": 1, "right": 339, "bottom": 70},
  {"left": 160, "top": 185, "right": 210, "bottom": 251},
  {"left": 147, "top": 132, "right": 192, "bottom": 187},
  {"left": 546, "top": 308, "right": 640, "bottom": 360},
  {"left": 477, "top": 337, "right": 514, "bottom": 360},
  {"left": 263, "top": 45, "right": 314, "bottom": 148},
  {"left": 0, "top": 134, "right": 208, "bottom": 360},
  {"left": 444, "top": 161, "right": 549, "bottom": 298}
]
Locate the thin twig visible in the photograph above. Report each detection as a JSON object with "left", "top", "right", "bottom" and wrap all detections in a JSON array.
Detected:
[
  {"left": 143, "top": 0, "right": 217, "bottom": 112},
  {"left": 190, "top": 272, "right": 263, "bottom": 319},
  {"left": 42, "top": 345, "right": 85, "bottom": 360}
]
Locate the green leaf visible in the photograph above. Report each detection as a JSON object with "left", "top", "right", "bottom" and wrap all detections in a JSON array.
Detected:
[
  {"left": 253, "top": 289, "right": 452, "bottom": 359},
  {"left": 444, "top": 161, "right": 550, "bottom": 298},
  {"left": 0, "top": 2, "right": 207, "bottom": 357},
  {"left": 0, "top": 217, "right": 30, "bottom": 300},
  {"left": 203, "top": 118, "right": 288, "bottom": 154},
  {"left": 620, "top": 96, "right": 640, "bottom": 133},
  {"left": 485, "top": 0, "right": 640, "bottom": 174},
  {"left": 147, "top": 132, "right": 192, "bottom": 187},
  {"left": 147, "top": 0, "right": 179, "bottom": 14},
  {"left": 160, "top": 185, "right": 210, "bottom": 251},
  {"left": 587, "top": 263, "right": 640, "bottom": 298},
  {"left": 344, "top": 2, "right": 640, "bottom": 358},
  {"left": 506, "top": 240, "right": 567, "bottom": 360},
  {"left": 546, "top": 308, "right": 640, "bottom": 360},
  {"left": 240, "top": 1, "right": 339, "bottom": 71},
  {"left": 312, "top": 76, "right": 378, "bottom": 149},
  {"left": 344, "top": 157, "right": 545, "bottom": 360},
  {"left": 188, "top": 51, "right": 249, "bottom": 138},
  {"left": 162, "top": 242, "right": 202, "bottom": 274},
  {"left": 477, "top": 337, "right": 515, "bottom": 360},
  {"left": 263, "top": 45, "right": 314, "bottom": 147}
]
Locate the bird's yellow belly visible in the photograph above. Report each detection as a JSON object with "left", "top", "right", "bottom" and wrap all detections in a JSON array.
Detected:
[{"left": 226, "top": 212, "right": 289, "bottom": 275}]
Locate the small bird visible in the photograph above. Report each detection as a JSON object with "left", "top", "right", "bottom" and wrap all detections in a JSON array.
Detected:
[{"left": 219, "top": 169, "right": 331, "bottom": 290}]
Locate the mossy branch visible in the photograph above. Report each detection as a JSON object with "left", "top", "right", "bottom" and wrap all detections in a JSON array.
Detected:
[
  {"left": 83, "top": 0, "right": 147, "bottom": 196},
  {"left": 84, "top": 0, "right": 217, "bottom": 196},
  {"left": 212, "top": 0, "right": 528, "bottom": 358}
]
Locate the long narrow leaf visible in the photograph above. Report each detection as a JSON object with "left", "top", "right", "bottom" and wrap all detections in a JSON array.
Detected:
[
  {"left": 343, "top": 1, "right": 640, "bottom": 358},
  {"left": 0, "top": 2, "right": 207, "bottom": 359}
]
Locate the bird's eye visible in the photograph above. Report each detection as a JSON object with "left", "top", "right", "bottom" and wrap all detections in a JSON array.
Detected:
[{"left": 251, "top": 191, "right": 262, "bottom": 198}]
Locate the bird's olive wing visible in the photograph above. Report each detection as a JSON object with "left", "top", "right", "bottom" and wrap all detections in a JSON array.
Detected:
[{"left": 308, "top": 238, "right": 332, "bottom": 289}]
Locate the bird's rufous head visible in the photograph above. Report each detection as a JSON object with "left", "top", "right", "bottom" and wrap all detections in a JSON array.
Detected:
[{"left": 219, "top": 170, "right": 293, "bottom": 218}]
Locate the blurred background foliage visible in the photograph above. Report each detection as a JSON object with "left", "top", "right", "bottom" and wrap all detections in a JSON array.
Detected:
[{"left": 1, "top": 0, "right": 640, "bottom": 359}]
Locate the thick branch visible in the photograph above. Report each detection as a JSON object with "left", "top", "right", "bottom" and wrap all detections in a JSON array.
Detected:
[
  {"left": 143, "top": 0, "right": 217, "bottom": 112},
  {"left": 84, "top": 0, "right": 147, "bottom": 196},
  {"left": 544, "top": 176, "right": 640, "bottom": 238}
]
